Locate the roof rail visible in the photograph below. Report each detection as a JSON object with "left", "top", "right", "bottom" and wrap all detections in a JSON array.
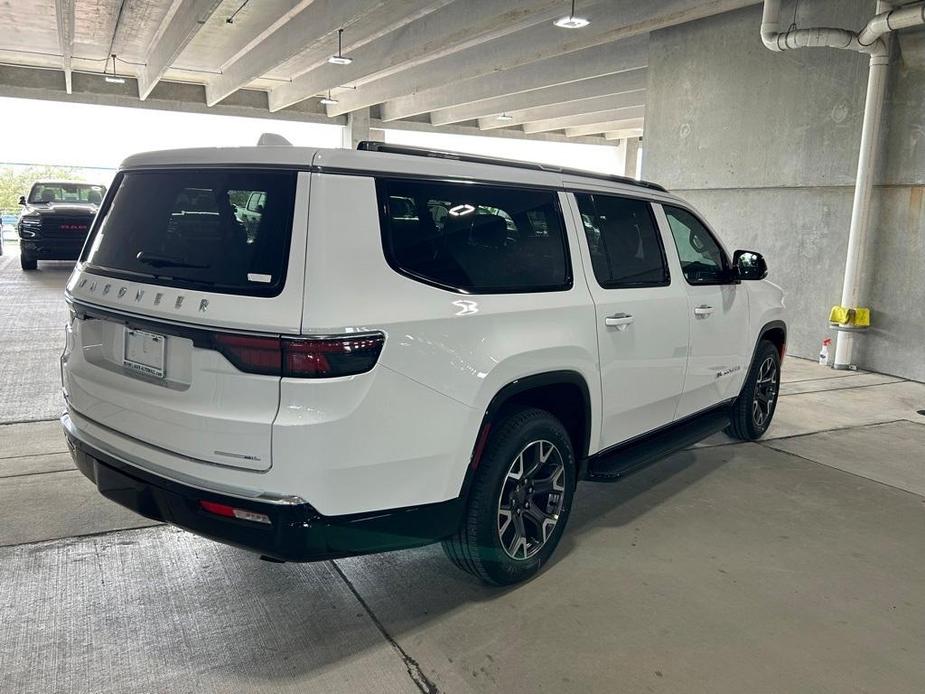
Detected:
[{"left": 355, "top": 141, "right": 666, "bottom": 192}]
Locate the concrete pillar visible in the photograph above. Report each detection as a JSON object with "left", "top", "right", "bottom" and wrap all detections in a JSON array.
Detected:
[
  {"left": 342, "top": 108, "right": 371, "bottom": 149},
  {"left": 623, "top": 137, "right": 641, "bottom": 178}
]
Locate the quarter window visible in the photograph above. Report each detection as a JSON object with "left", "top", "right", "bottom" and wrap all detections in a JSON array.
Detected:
[
  {"left": 378, "top": 179, "right": 571, "bottom": 294},
  {"left": 574, "top": 193, "right": 669, "bottom": 288},
  {"left": 663, "top": 206, "right": 729, "bottom": 285}
]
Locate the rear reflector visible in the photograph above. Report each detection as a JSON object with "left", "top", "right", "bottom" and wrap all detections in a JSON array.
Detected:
[
  {"left": 199, "top": 499, "right": 271, "bottom": 525},
  {"left": 212, "top": 332, "right": 384, "bottom": 378}
]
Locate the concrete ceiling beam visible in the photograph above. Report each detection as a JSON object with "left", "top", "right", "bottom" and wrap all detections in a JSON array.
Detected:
[
  {"left": 54, "top": 0, "right": 75, "bottom": 94},
  {"left": 479, "top": 90, "right": 646, "bottom": 131},
  {"left": 380, "top": 36, "right": 649, "bottom": 122},
  {"left": 268, "top": 0, "right": 563, "bottom": 113},
  {"left": 604, "top": 130, "right": 645, "bottom": 141},
  {"left": 206, "top": 0, "right": 442, "bottom": 107},
  {"left": 566, "top": 118, "right": 645, "bottom": 138},
  {"left": 338, "top": 0, "right": 755, "bottom": 120},
  {"left": 522, "top": 106, "right": 646, "bottom": 134},
  {"left": 138, "top": 0, "right": 223, "bottom": 100},
  {"left": 430, "top": 70, "right": 647, "bottom": 126}
]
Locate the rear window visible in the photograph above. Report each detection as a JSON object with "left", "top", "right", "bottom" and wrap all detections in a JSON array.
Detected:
[
  {"left": 82, "top": 169, "right": 297, "bottom": 297},
  {"left": 377, "top": 178, "right": 571, "bottom": 294}
]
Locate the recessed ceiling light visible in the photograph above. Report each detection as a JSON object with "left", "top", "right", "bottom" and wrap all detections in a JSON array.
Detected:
[
  {"left": 554, "top": 0, "right": 589, "bottom": 28},
  {"left": 496, "top": 113, "right": 514, "bottom": 121},
  {"left": 329, "top": 28, "right": 352, "bottom": 65},
  {"left": 104, "top": 76, "right": 126, "bottom": 84}
]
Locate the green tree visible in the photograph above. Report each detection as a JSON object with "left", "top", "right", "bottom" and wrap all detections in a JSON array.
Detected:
[{"left": 0, "top": 166, "right": 83, "bottom": 213}]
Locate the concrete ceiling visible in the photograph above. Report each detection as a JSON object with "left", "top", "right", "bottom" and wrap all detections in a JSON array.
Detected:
[{"left": 0, "top": 0, "right": 759, "bottom": 143}]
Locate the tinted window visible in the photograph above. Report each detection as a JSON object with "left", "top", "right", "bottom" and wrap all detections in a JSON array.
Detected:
[
  {"left": 378, "top": 179, "right": 570, "bottom": 293},
  {"left": 663, "top": 206, "right": 729, "bottom": 285},
  {"left": 82, "top": 169, "right": 297, "bottom": 297},
  {"left": 575, "top": 193, "right": 669, "bottom": 288}
]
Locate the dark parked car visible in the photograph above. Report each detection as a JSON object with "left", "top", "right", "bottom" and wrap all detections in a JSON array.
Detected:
[{"left": 17, "top": 181, "right": 106, "bottom": 270}]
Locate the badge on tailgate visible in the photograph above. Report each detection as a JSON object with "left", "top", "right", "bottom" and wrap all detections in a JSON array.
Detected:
[{"left": 123, "top": 328, "right": 166, "bottom": 379}]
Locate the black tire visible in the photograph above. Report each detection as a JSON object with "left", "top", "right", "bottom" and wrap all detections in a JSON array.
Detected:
[
  {"left": 20, "top": 254, "right": 37, "bottom": 271},
  {"left": 443, "top": 408, "right": 576, "bottom": 585},
  {"left": 726, "top": 340, "right": 781, "bottom": 441}
]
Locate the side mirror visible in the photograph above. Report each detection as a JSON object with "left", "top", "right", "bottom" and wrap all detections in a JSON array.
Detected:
[
  {"left": 733, "top": 249, "right": 768, "bottom": 281},
  {"left": 18, "top": 196, "right": 26, "bottom": 206}
]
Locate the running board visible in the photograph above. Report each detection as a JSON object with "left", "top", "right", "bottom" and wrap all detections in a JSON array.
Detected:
[{"left": 584, "top": 404, "right": 732, "bottom": 482}]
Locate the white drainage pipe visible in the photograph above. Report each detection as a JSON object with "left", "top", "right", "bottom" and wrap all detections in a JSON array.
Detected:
[{"left": 760, "top": 0, "right": 925, "bottom": 369}]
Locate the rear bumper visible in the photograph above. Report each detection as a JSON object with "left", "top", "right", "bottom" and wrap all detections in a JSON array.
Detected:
[{"left": 63, "top": 418, "right": 464, "bottom": 562}]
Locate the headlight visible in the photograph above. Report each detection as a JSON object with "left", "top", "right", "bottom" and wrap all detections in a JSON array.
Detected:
[{"left": 19, "top": 217, "right": 40, "bottom": 237}]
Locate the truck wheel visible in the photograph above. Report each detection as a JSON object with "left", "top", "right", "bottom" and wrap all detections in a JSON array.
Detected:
[
  {"left": 443, "top": 408, "right": 576, "bottom": 585},
  {"left": 726, "top": 340, "right": 781, "bottom": 441},
  {"left": 20, "top": 254, "right": 37, "bottom": 271}
]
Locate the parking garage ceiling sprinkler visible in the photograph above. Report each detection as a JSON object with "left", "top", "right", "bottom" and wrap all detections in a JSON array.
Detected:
[
  {"left": 104, "top": 54, "right": 125, "bottom": 84},
  {"left": 554, "top": 0, "right": 589, "bottom": 28},
  {"left": 319, "top": 90, "right": 338, "bottom": 105},
  {"left": 329, "top": 29, "right": 353, "bottom": 65}
]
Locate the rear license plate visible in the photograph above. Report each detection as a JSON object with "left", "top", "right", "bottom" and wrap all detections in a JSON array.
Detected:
[{"left": 123, "top": 329, "right": 166, "bottom": 379}]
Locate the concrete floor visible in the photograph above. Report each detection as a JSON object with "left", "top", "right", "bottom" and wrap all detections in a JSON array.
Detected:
[{"left": 2, "top": 245, "right": 925, "bottom": 693}]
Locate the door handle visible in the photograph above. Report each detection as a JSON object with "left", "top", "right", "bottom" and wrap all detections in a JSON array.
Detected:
[
  {"left": 605, "top": 313, "right": 634, "bottom": 330},
  {"left": 694, "top": 305, "right": 714, "bottom": 317}
]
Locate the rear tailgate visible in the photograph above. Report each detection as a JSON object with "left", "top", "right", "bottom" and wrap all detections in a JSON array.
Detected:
[{"left": 63, "top": 168, "right": 309, "bottom": 471}]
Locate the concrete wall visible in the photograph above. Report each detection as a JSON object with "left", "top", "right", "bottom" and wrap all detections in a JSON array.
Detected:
[{"left": 643, "top": 1, "right": 925, "bottom": 382}]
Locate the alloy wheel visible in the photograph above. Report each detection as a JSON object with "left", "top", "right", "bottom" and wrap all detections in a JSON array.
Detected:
[
  {"left": 752, "top": 356, "right": 778, "bottom": 428},
  {"left": 496, "top": 439, "right": 566, "bottom": 560}
]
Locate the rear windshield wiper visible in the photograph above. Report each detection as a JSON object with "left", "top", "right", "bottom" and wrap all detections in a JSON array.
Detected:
[{"left": 136, "top": 251, "right": 208, "bottom": 270}]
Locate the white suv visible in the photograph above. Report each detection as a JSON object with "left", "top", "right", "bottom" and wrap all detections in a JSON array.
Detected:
[{"left": 61, "top": 141, "right": 785, "bottom": 585}]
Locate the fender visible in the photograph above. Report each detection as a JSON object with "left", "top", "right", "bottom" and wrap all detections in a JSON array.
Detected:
[
  {"left": 753, "top": 320, "right": 787, "bottom": 361},
  {"left": 736, "top": 320, "right": 787, "bottom": 400},
  {"left": 458, "top": 370, "right": 592, "bottom": 500}
]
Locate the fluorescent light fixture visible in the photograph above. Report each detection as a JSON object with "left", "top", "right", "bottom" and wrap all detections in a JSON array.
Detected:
[
  {"left": 496, "top": 113, "right": 514, "bottom": 121},
  {"left": 449, "top": 203, "right": 475, "bottom": 217},
  {"left": 554, "top": 0, "right": 589, "bottom": 28},
  {"left": 104, "top": 54, "right": 125, "bottom": 84},
  {"left": 320, "top": 90, "right": 338, "bottom": 105},
  {"left": 329, "top": 28, "right": 352, "bottom": 65}
]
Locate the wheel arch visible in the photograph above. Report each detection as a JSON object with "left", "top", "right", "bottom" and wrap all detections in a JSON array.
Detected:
[
  {"left": 757, "top": 320, "right": 787, "bottom": 360},
  {"left": 460, "top": 371, "right": 592, "bottom": 499}
]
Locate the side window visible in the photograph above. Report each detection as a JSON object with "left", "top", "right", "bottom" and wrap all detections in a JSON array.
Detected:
[
  {"left": 378, "top": 179, "right": 571, "bottom": 294},
  {"left": 663, "top": 206, "right": 729, "bottom": 285},
  {"left": 245, "top": 191, "right": 265, "bottom": 212},
  {"left": 574, "top": 193, "right": 669, "bottom": 288}
]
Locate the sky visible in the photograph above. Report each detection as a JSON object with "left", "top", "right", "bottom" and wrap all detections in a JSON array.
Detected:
[{"left": 0, "top": 96, "right": 624, "bottom": 181}]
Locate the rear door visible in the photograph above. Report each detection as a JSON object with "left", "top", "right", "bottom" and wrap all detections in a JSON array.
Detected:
[
  {"left": 567, "top": 189, "right": 690, "bottom": 449},
  {"left": 63, "top": 168, "right": 309, "bottom": 471},
  {"left": 656, "top": 204, "right": 750, "bottom": 418}
]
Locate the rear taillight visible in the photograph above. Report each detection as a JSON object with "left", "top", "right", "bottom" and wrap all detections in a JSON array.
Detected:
[
  {"left": 199, "top": 500, "right": 271, "bottom": 525},
  {"left": 212, "top": 332, "right": 385, "bottom": 378}
]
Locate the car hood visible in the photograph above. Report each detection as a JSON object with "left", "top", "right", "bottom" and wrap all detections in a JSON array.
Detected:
[{"left": 23, "top": 203, "right": 99, "bottom": 217}]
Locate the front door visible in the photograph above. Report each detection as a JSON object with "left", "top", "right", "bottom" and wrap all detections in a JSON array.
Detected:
[
  {"left": 569, "top": 191, "right": 690, "bottom": 451},
  {"left": 658, "top": 204, "right": 750, "bottom": 418}
]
